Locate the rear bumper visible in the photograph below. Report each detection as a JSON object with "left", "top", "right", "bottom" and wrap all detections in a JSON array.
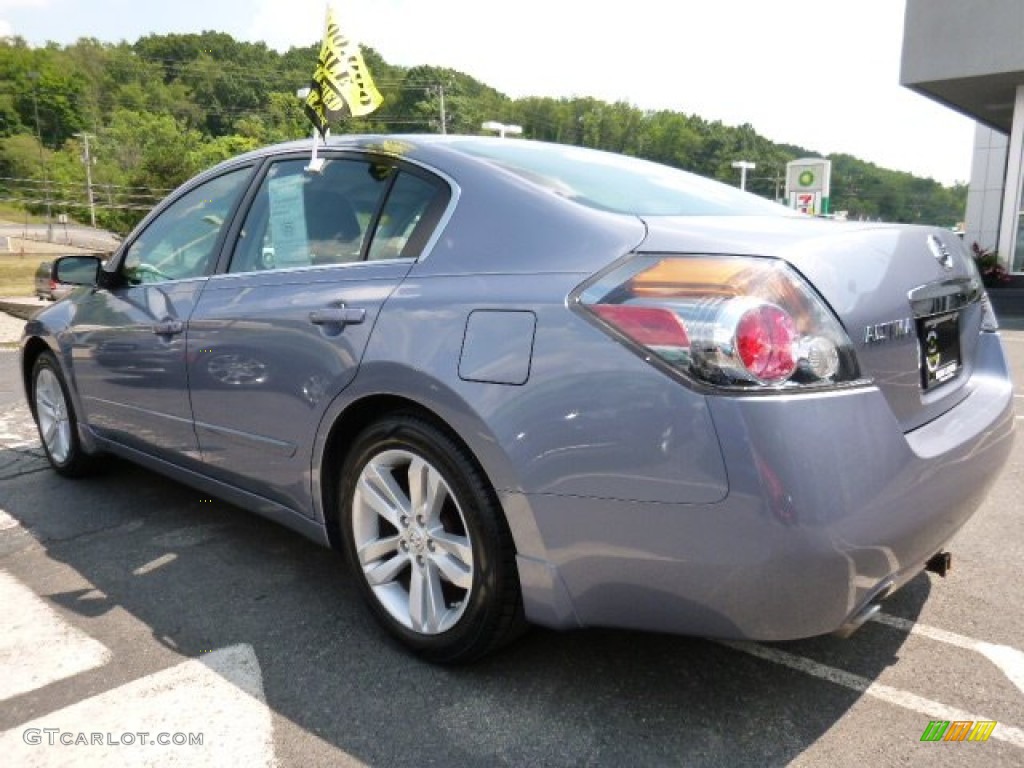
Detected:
[{"left": 518, "top": 333, "right": 1016, "bottom": 640}]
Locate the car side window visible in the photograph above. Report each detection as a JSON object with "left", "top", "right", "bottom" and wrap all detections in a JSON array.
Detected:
[
  {"left": 229, "top": 157, "right": 392, "bottom": 273},
  {"left": 367, "top": 171, "right": 447, "bottom": 261},
  {"left": 122, "top": 168, "right": 251, "bottom": 285}
]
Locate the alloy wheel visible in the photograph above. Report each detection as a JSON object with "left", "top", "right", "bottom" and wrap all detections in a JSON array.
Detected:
[
  {"left": 350, "top": 448, "right": 474, "bottom": 635},
  {"left": 34, "top": 367, "right": 72, "bottom": 465}
]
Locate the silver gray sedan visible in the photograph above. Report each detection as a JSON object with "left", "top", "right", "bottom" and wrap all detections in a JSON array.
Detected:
[{"left": 19, "top": 136, "right": 1016, "bottom": 663}]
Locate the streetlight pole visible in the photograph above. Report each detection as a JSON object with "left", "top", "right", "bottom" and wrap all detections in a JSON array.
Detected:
[
  {"left": 481, "top": 121, "right": 523, "bottom": 139},
  {"left": 731, "top": 160, "right": 756, "bottom": 192},
  {"left": 73, "top": 131, "right": 97, "bottom": 228}
]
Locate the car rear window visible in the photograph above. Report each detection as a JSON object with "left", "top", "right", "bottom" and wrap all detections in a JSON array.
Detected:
[{"left": 448, "top": 139, "right": 792, "bottom": 217}]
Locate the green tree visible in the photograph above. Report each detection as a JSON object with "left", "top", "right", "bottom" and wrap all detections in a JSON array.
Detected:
[
  {"left": 639, "top": 111, "right": 702, "bottom": 169},
  {"left": 0, "top": 30, "right": 968, "bottom": 230}
]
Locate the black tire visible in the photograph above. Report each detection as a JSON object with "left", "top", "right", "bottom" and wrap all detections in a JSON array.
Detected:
[
  {"left": 338, "top": 413, "right": 525, "bottom": 663},
  {"left": 31, "top": 351, "right": 97, "bottom": 477}
]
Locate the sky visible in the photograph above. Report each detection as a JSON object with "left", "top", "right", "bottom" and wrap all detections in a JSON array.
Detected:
[{"left": 0, "top": 0, "right": 978, "bottom": 186}]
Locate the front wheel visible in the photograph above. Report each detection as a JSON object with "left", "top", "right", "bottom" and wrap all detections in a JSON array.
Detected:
[
  {"left": 338, "top": 414, "right": 524, "bottom": 663},
  {"left": 31, "top": 351, "right": 96, "bottom": 477}
]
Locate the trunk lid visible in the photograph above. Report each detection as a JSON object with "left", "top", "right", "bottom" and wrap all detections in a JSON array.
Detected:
[{"left": 640, "top": 216, "right": 985, "bottom": 432}]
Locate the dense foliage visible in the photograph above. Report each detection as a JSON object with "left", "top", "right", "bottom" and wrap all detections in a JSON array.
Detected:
[{"left": 0, "top": 32, "right": 967, "bottom": 234}]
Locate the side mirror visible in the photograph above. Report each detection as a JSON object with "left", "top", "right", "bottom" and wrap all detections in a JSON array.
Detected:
[{"left": 53, "top": 254, "right": 102, "bottom": 286}]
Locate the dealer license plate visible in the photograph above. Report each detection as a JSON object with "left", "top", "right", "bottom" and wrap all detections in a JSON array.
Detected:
[{"left": 918, "top": 311, "right": 961, "bottom": 390}]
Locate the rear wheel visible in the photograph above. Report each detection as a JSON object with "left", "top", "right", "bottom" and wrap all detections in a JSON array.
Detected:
[
  {"left": 31, "top": 351, "right": 96, "bottom": 477},
  {"left": 338, "top": 414, "right": 524, "bottom": 663}
]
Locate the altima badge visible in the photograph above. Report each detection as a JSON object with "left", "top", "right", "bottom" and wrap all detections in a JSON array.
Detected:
[
  {"left": 864, "top": 318, "right": 914, "bottom": 344},
  {"left": 927, "top": 235, "right": 954, "bottom": 270}
]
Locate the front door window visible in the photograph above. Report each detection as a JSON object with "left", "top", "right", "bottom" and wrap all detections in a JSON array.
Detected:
[{"left": 124, "top": 168, "right": 251, "bottom": 284}]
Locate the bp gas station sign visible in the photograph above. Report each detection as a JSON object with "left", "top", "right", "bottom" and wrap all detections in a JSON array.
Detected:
[{"left": 786, "top": 158, "right": 831, "bottom": 216}]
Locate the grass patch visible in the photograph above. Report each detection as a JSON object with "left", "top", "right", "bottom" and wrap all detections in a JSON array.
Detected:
[
  {"left": 0, "top": 203, "right": 47, "bottom": 225},
  {"left": 0, "top": 254, "right": 45, "bottom": 297}
]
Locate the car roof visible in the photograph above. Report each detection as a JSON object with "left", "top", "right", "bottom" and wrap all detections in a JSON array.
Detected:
[
  {"left": 208, "top": 134, "right": 483, "bottom": 169},
  {"left": 204, "top": 135, "right": 789, "bottom": 219}
]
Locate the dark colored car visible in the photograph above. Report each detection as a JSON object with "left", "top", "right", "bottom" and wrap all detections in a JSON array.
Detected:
[
  {"left": 19, "top": 135, "right": 1016, "bottom": 663},
  {"left": 32, "top": 260, "right": 65, "bottom": 301}
]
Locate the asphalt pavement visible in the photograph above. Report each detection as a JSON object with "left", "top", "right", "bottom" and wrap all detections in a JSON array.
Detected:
[
  {"left": 0, "top": 315, "right": 1022, "bottom": 767},
  {"left": 0, "top": 311, "right": 26, "bottom": 345}
]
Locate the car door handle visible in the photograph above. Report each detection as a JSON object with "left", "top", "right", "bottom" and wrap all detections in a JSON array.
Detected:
[
  {"left": 152, "top": 319, "right": 184, "bottom": 336},
  {"left": 308, "top": 307, "right": 366, "bottom": 327}
]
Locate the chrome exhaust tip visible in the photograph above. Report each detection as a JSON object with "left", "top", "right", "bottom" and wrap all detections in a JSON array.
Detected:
[
  {"left": 834, "top": 578, "right": 894, "bottom": 639},
  {"left": 834, "top": 601, "right": 882, "bottom": 639}
]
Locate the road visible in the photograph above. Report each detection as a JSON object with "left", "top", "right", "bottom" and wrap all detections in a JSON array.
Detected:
[
  {"left": 0, "top": 330, "right": 1022, "bottom": 767},
  {"left": 0, "top": 223, "right": 120, "bottom": 253}
]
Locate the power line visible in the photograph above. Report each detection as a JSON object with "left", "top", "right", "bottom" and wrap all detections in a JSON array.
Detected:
[
  {"left": 0, "top": 196, "right": 156, "bottom": 211},
  {"left": 0, "top": 175, "right": 170, "bottom": 191}
]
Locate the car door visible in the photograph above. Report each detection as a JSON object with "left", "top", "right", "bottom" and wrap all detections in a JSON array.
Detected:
[
  {"left": 187, "top": 153, "right": 450, "bottom": 513},
  {"left": 67, "top": 166, "right": 253, "bottom": 461}
]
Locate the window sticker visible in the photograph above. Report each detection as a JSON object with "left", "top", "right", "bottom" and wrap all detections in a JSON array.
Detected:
[{"left": 267, "top": 173, "right": 310, "bottom": 266}]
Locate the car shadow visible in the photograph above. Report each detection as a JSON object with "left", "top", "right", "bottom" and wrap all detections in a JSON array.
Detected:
[{"left": 0, "top": 450, "right": 932, "bottom": 767}]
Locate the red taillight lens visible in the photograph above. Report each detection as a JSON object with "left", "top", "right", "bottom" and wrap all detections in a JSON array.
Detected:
[
  {"left": 576, "top": 255, "right": 860, "bottom": 390},
  {"left": 735, "top": 304, "right": 797, "bottom": 383},
  {"left": 590, "top": 304, "right": 690, "bottom": 348}
]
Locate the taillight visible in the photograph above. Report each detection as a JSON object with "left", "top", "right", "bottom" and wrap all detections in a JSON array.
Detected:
[
  {"left": 733, "top": 301, "right": 797, "bottom": 383},
  {"left": 980, "top": 292, "right": 999, "bottom": 332},
  {"left": 589, "top": 305, "right": 690, "bottom": 348},
  {"left": 966, "top": 259, "right": 1000, "bottom": 332},
  {"left": 575, "top": 255, "right": 860, "bottom": 390}
]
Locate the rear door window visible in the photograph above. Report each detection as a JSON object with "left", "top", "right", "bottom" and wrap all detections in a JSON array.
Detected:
[
  {"left": 229, "top": 157, "right": 391, "bottom": 273},
  {"left": 367, "top": 171, "right": 448, "bottom": 261}
]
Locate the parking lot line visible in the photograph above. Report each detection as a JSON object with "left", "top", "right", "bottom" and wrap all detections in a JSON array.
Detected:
[
  {"left": 872, "top": 612, "right": 1024, "bottom": 696},
  {"left": 0, "top": 644, "right": 280, "bottom": 767},
  {"left": 720, "top": 640, "right": 1024, "bottom": 749},
  {"left": 0, "top": 571, "right": 112, "bottom": 701}
]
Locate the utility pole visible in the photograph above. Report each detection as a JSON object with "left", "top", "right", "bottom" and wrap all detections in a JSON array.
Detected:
[
  {"left": 28, "top": 71, "right": 54, "bottom": 242},
  {"left": 427, "top": 85, "right": 447, "bottom": 134},
  {"left": 73, "top": 131, "right": 97, "bottom": 228},
  {"left": 438, "top": 84, "right": 447, "bottom": 135}
]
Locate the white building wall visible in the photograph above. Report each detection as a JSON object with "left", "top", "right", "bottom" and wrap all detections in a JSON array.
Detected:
[
  {"left": 964, "top": 124, "right": 1008, "bottom": 253},
  {"left": 1001, "top": 85, "right": 1024, "bottom": 273}
]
